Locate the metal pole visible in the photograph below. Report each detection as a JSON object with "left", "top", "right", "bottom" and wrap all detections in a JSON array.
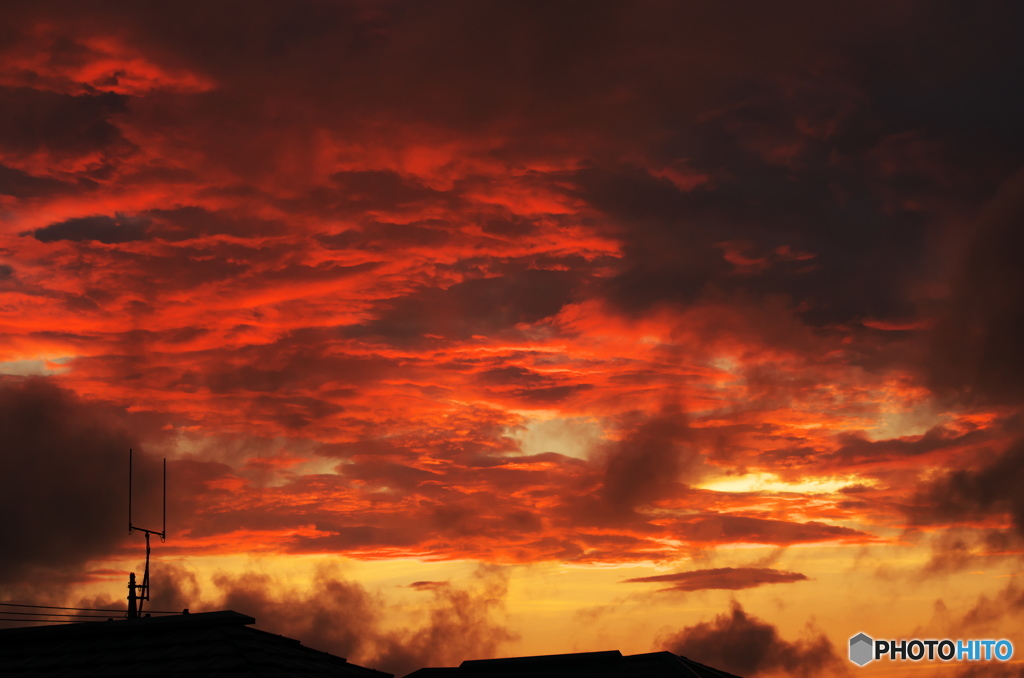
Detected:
[
  {"left": 127, "top": 572, "right": 138, "bottom": 619},
  {"left": 128, "top": 449, "right": 133, "bottom": 533},
  {"left": 162, "top": 458, "right": 167, "bottom": 541},
  {"left": 139, "top": 532, "right": 151, "bottom": 616}
]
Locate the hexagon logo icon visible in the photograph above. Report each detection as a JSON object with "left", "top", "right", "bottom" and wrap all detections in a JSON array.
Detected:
[{"left": 850, "top": 633, "right": 873, "bottom": 666}]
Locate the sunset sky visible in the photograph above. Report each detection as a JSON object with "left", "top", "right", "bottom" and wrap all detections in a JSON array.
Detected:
[{"left": 1, "top": 2, "right": 1023, "bottom": 677}]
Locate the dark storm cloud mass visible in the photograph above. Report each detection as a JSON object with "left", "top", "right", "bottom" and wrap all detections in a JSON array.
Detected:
[
  {"left": 579, "top": 84, "right": 1008, "bottom": 330},
  {"left": 906, "top": 168, "right": 1024, "bottom": 544},
  {"left": 929, "top": 169, "right": 1024, "bottom": 406},
  {"left": 0, "top": 378, "right": 161, "bottom": 584},
  {"left": 556, "top": 3, "right": 1024, "bottom": 331},
  {"left": 2, "top": 0, "right": 1019, "bottom": 346},
  {"left": 583, "top": 153, "right": 927, "bottom": 328},
  {"left": 662, "top": 602, "right": 847, "bottom": 678}
]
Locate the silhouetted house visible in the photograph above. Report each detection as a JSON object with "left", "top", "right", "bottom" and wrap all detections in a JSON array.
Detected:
[
  {"left": 403, "top": 650, "right": 741, "bottom": 678},
  {"left": 0, "top": 610, "right": 392, "bottom": 678}
]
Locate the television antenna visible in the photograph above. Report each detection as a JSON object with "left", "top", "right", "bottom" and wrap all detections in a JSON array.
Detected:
[{"left": 127, "top": 449, "right": 166, "bottom": 619}]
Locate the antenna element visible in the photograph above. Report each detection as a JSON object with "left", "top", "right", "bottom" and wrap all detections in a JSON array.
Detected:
[{"left": 127, "top": 449, "right": 166, "bottom": 618}]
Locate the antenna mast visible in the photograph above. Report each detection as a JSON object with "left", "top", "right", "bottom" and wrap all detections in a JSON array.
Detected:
[{"left": 127, "top": 449, "right": 166, "bottom": 619}]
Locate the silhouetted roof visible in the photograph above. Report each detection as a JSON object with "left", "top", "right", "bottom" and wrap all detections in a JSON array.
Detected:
[
  {"left": 0, "top": 610, "right": 392, "bottom": 678},
  {"left": 402, "top": 649, "right": 742, "bottom": 678}
]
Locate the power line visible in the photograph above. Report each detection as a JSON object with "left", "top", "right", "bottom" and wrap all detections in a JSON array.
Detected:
[
  {"left": 0, "top": 617, "right": 104, "bottom": 624},
  {"left": 0, "top": 610, "right": 119, "bottom": 619},
  {"left": 0, "top": 606, "right": 124, "bottom": 614},
  {"left": 0, "top": 602, "right": 178, "bottom": 614}
]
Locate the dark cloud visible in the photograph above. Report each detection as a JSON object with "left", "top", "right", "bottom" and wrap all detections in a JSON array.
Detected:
[
  {"left": 316, "top": 220, "right": 452, "bottom": 251},
  {"left": 408, "top": 580, "right": 445, "bottom": 590},
  {"left": 673, "top": 515, "right": 868, "bottom": 546},
  {"left": 349, "top": 269, "right": 579, "bottom": 346},
  {"left": 474, "top": 366, "right": 593, "bottom": 406},
  {"left": 547, "top": 6, "right": 1023, "bottom": 334},
  {"left": 821, "top": 425, "right": 992, "bottom": 468},
  {"left": 910, "top": 434, "right": 1024, "bottom": 538},
  {"left": 0, "top": 87, "right": 130, "bottom": 160},
  {"left": 214, "top": 567, "right": 384, "bottom": 665},
  {"left": 212, "top": 563, "right": 516, "bottom": 678},
  {"left": 476, "top": 366, "right": 551, "bottom": 388},
  {"left": 582, "top": 107, "right": 941, "bottom": 330},
  {"left": 0, "top": 164, "right": 72, "bottom": 198},
  {"left": 623, "top": 567, "right": 808, "bottom": 592},
  {"left": 661, "top": 602, "right": 848, "bottom": 678},
  {"left": 901, "top": 172, "right": 1024, "bottom": 550},
  {"left": 929, "top": 168, "right": 1024, "bottom": 406},
  {"left": 959, "top": 581, "right": 1024, "bottom": 631},
  {"left": 321, "top": 170, "right": 452, "bottom": 214},
  {"left": 174, "top": 341, "right": 401, "bottom": 397},
  {"left": 31, "top": 213, "right": 151, "bottom": 244},
  {"left": 145, "top": 206, "right": 287, "bottom": 240},
  {"left": 0, "top": 378, "right": 160, "bottom": 584},
  {"left": 37, "top": 561, "right": 200, "bottom": 626},
  {"left": 246, "top": 393, "right": 345, "bottom": 430},
  {"left": 602, "top": 408, "right": 701, "bottom": 514},
  {"left": 288, "top": 526, "right": 422, "bottom": 553},
  {"left": 136, "top": 561, "right": 201, "bottom": 614},
  {"left": 59, "top": 561, "right": 516, "bottom": 677},
  {"left": 389, "top": 565, "right": 517, "bottom": 674},
  {"left": 944, "top": 581, "right": 1024, "bottom": 677},
  {"left": 509, "top": 383, "right": 592, "bottom": 405},
  {"left": 341, "top": 458, "right": 439, "bottom": 492}
]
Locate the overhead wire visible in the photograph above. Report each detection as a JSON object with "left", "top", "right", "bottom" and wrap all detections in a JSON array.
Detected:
[
  {"left": 0, "top": 622, "right": 105, "bottom": 626},
  {"left": 0, "top": 610, "right": 118, "bottom": 618},
  {"left": 0, "top": 602, "right": 178, "bottom": 614}
]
